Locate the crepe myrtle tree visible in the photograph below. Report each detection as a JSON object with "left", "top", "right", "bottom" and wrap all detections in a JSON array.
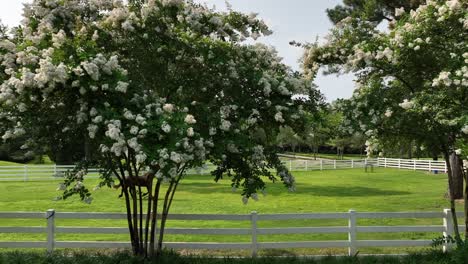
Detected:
[
  {"left": 302, "top": 0, "right": 467, "bottom": 241},
  {"left": 0, "top": 0, "right": 322, "bottom": 257}
]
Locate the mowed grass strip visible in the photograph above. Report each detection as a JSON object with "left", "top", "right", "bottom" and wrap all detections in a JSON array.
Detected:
[{"left": 0, "top": 168, "right": 458, "bottom": 255}]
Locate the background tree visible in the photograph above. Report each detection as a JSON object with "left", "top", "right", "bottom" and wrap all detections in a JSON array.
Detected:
[
  {"left": 304, "top": 0, "right": 467, "bottom": 240},
  {"left": 0, "top": 0, "right": 321, "bottom": 258},
  {"left": 327, "top": 0, "right": 425, "bottom": 24}
]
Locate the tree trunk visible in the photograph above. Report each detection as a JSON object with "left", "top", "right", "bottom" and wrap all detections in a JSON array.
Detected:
[
  {"left": 443, "top": 151, "right": 462, "bottom": 244},
  {"left": 463, "top": 164, "right": 468, "bottom": 240},
  {"left": 450, "top": 153, "right": 464, "bottom": 199}
]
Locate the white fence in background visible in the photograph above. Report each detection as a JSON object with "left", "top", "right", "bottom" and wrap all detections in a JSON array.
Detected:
[
  {"left": 0, "top": 165, "right": 100, "bottom": 181},
  {"left": 376, "top": 158, "right": 448, "bottom": 173},
  {"left": 0, "top": 209, "right": 463, "bottom": 256},
  {"left": 0, "top": 157, "right": 450, "bottom": 181}
]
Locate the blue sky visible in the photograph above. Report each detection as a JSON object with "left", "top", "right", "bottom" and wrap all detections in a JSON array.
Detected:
[{"left": 0, "top": 0, "right": 355, "bottom": 102}]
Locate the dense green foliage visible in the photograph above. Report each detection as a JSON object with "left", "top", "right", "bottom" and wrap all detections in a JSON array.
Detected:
[{"left": 1, "top": 249, "right": 468, "bottom": 264}]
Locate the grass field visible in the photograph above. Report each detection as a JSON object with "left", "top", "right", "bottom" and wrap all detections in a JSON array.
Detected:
[
  {"left": 0, "top": 160, "right": 22, "bottom": 166},
  {"left": 0, "top": 167, "right": 459, "bottom": 256}
]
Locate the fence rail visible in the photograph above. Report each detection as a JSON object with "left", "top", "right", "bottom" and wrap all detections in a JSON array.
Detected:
[{"left": 0, "top": 209, "right": 464, "bottom": 256}]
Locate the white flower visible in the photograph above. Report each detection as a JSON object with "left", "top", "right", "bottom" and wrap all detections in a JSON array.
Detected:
[
  {"left": 274, "top": 112, "right": 285, "bottom": 123},
  {"left": 163, "top": 104, "right": 174, "bottom": 113},
  {"left": 184, "top": 114, "right": 196, "bottom": 124},
  {"left": 130, "top": 126, "right": 139, "bottom": 135},
  {"left": 220, "top": 120, "right": 231, "bottom": 131},
  {"left": 135, "top": 115, "right": 146, "bottom": 125},
  {"left": 187, "top": 127, "right": 194, "bottom": 137},
  {"left": 455, "top": 149, "right": 462, "bottom": 155},
  {"left": 209, "top": 127, "right": 217, "bottom": 136},
  {"left": 81, "top": 61, "right": 100, "bottom": 81},
  {"left": 161, "top": 123, "right": 171, "bottom": 133},
  {"left": 121, "top": 20, "right": 135, "bottom": 31},
  {"left": 395, "top": 7, "right": 405, "bottom": 17},
  {"left": 462, "top": 125, "right": 468, "bottom": 134},
  {"left": 170, "top": 152, "right": 182, "bottom": 163},
  {"left": 89, "top": 108, "right": 98, "bottom": 117},
  {"left": 399, "top": 99, "right": 414, "bottom": 110},
  {"left": 384, "top": 109, "right": 393, "bottom": 117},
  {"left": 18, "top": 103, "right": 27, "bottom": 112},
  {"left": 105, "top": 123, "right": 121, "bottom": 140},
  {"left": 446, "top": 0, "right": 461, "bottom": 11},
  {"left": 115, "top": 81, "right": 129, "bottom": 93},
  {"left": 136, "top": 153, "right": 147, "bottom": 163},
  {"left": 87, "top": 124, "right": 98, "bottom": 139}
]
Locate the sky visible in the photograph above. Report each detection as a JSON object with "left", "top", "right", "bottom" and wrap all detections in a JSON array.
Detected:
[{"left": 0, "top": 0, "right": 355, "bottom": 102}]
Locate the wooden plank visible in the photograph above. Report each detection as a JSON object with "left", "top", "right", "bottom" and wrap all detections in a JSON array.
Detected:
[
  {"left": 356, "top": 212, "right": 443, "bottom": 219},
  {"left": 55, "top": 241, "right": 251, "bottom": 250},
  {"left": 0, "top": 227, "right": 46, "bottom": 233},
  {"left": 258, "top": 241, "right": 349, "bottom": 249},
  {"left": 357, "top": 225, "right": 444, "bottom": 233},
  {"left": 356, "top": 240, "right": 432, "bottom": 247},
  {"left": 57, "top": 227, "right": 128, "bottom": 234},
  {"left": 167, "top": 214, "right": 250, "bottom": 221},
  {"left": 55, "top": 212, "right": 128, "bottom": 219},
  {"left": 0, "top": 212, "right": 45, "bottom": 219},
  {"left": 165, "top": 228, "right": 250, "bottom": 235},
  {"left": 0, "top": 241, "right": 47, "bottom": 248},
  {"left": 257, "top": 227, "right": 349, "bottom": 234},
  {"left": 258, "top": 213, "right": 349, "bottom": 220},
  {"left": 166, "top": 242, "right": 251, "bottom": 250},
  {"left": 55, "top": 212, "right": 250, "bottom": 221}
]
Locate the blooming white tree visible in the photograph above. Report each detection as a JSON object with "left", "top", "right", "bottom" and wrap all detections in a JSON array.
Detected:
[
  {"left": 303, "top": 0, "right": 467, "bottom": 240},
  {"left": 0, "top": 0, "right": 321, "bottom": 257}
]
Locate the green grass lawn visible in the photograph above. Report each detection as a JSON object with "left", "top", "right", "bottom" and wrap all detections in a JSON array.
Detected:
[
  {"left": 0, "top": 168, "right": 459, "bottom": 256},
  {"left": 0, "top": 160, "right": 22, "bottom": 166}
]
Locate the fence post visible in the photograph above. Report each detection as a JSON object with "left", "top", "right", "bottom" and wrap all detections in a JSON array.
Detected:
[
  {"left": 413, "top": 160, "right": 416, "bottom": 171},
  {"left": 443, "top": 209, "right": 453, "bottom": 252},
  {"left": 289, "top": 160, "right": 292, "bottom": 171},
  {"left": 351, "top": 160, "right": 354, "bottom": 169},
  {"left": 251, "top": 211, "right": 258, "bottom": 257},
  {"left": 320, "top": 160, "right": 323, "bottom": 171},
  {"left": 46, "top": 209, "right": 55, "bottom": 253},
  {"left": 348, "top": 210, "right": 357, "bottom": 256},
  {"left": 334, "top": 160, "right": 337, "bottom": 169},
  {"left": 54, "top": 164, "right": 57, "bottom": 177},
  {"left": 305, "top": 160, "right": 308, "bottom": 171},
  {"left": 429, "top": 160, "right": 432, "bottom": 172},
  {"left": 398, "top": 159, "right": 401, "bottom": 169},
  {"left": 384, "top": 158, "right": 387, "bottom": 168}
]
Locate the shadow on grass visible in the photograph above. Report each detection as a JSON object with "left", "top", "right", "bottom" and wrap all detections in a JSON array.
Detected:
[{"left": 176, "top": 182, "right": 410, "bottom": 197}]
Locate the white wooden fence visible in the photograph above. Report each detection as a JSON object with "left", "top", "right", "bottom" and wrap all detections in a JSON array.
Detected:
[
  {"left": 0, "top": 165, "right": 101, "bottom": 181},
  {"left": 0, "top": 209, "right": 464, "bottom": 256},
  {"left": 376, "top": 158, "right": 448, "bottom": 173},
  {"left": 0, "top": 157, "right": 450, "bottom": 181}
]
